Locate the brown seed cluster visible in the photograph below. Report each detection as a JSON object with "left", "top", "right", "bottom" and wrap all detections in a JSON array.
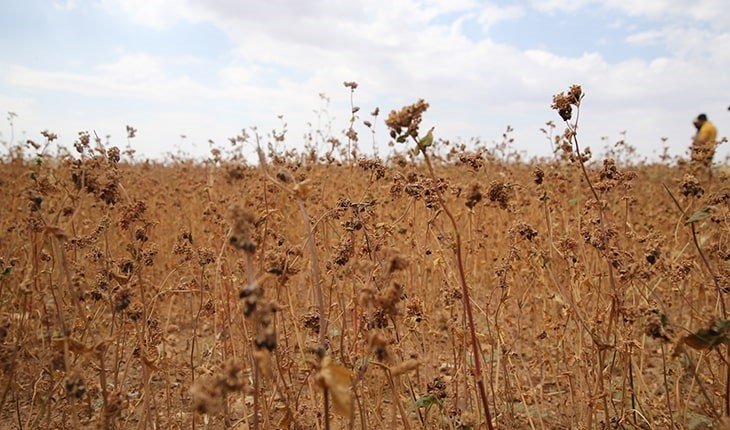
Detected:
[
  {"left": 229, "top": 204, "right": 257, "bottom": 253},
  {"left": 487, "top": 180, "right": 512, "bottom": 210},
  {"left": 190, "top": 359, "right": 246, "bottom": 414},
  {"left": 680, "top": 174, "right": 704, "bottom": 198},
  {"left": 465, "top": 183, "right": 483, "bottom": 209},
  {"left": 551, "top": 84, "right": 583, "bottom": 121},
  {"left": 385, "top": 99, "right": 430, "bottom": 141}
]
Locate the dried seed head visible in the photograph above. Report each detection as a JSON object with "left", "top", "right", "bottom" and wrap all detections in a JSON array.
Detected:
[
  {"left": 680, "top": 174, "right": 704, "bottom": 198},
  {"left": 551, "top": 85, "right": 582, "bottom": 121},
  {"left": 568, "top": 84, "right": 583, "bottom": 104},
  {"left": 255, "top": 327, "right": 277, "bottom": 351},
  {"left": 229, "top": 205, "right": 257, "bottom": 253},
  {"left": 388, "top": 254, "right": 408, "bottom": 273},
  {"left": 107, "top": 146, "right": 121, "bottom": 164},
  {"left": 465, "top": 183, "right": 482, "bottom": 209},
  {"left": 190, "top": 359, "right": 246, "bottom": 415},
  {"left": 239, "top": 283, "right": 262, "bottom": 317},
  {"left": 509, "top": 222, "right": 538, "bottom": 241},
  {"left": 427, "top": 376, "right": 448, "bottom": 400},
  {"left": 487, "top": 180, "right": 512, "bottom": 210},
  {"left": 645, "top": 244, "right": 660, "bottom": 265},
  {"left": 65, "top": 373, "right": 86, "bottom": 399},
  {"left": 375, "top": 282, "right": 403, "bottom": 317},
  {"left": 385, "top": 99, "right": 430, "bottom": 142},
  {"left": 533, "top": 167, "right": 544, "bottom": 185}
]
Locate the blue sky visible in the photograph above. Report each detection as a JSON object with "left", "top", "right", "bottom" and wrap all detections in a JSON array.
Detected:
[{"left": 0, "top": 0, "right": 728, "bottom": 161}]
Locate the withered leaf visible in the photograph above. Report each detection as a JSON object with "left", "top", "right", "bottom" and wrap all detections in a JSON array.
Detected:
[
  {"left": 685, "top": 206, "right": 712, "bottom": 224},
  {"left": 316, "top": 356, "right": 352, "bottom": 417},
  {"left": 52, "top": 337, "right": 91, "bottom": 356},
  {"left": 142, "top": 354, "right": 161, "bottom": 372},
  {"left": 390, "top": 359, "right": 421, "bottom": 378},
  {"left": 681, "top": 319, "right": 730, "bottom": 350}
]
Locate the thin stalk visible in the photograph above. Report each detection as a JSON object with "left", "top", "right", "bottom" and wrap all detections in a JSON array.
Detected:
[
  {"left": 660, "top": 343, "right": 676, "bottom": 428},
  {"left": 662, "top": 183, "right": 729, "bottom": 416},
  {"left": 689, "top": 223, "right": 726, "bottom": 317},
  {"left": 297, "top": 200, "right": 328, "bottom": 348},
  {"left": 323, "top": 385, "right": 330, "bottom": 430},
  {"left": 245, "top": 252, "right": 260, "bottom": 430},
  {"left": 256, "top": 146, "right": 328, "bottom": 350},
  {"left": 417, "top": 143, "right": 495, "bottom": 430}
]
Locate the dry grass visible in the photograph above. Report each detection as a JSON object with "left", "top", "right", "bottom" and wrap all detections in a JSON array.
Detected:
[{"left": 0, "top": 86, "right": 729, "bottom": 429}]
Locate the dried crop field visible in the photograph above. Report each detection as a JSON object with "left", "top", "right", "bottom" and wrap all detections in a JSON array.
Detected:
[{"left": 0, "top": 92, "right": 729, "bottom": 429}]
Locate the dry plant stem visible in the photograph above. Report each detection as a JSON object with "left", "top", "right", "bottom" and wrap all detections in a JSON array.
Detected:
[
  {"left": 417, "top": 145, "right": 495, "bottom": 430},
  {"left": 130, "top": 264, "right": 153, "bottom": 430},
  {"left": 346, "top": 87, "right": 355, "bottom": 163},
  {"left": 297, "top": 199, "right": 328, "bottom": 348},
  {"left": 662, "top": 183, "right": 730, "bottom": 416},
  {"left": 245, "top": 252, "right": 261, "bottom": 430},
  {"left": 628, "top": 352, "right": 637, "bottom": 425},
  {"left": 374, "top": 363, "right": 412, "bottom": 430},
  {"left": 256, "top": 147, "right": 328, "bottom": 350},
  {"left": 689, "top": 223, "right": 726, "bottom": 317},
  {"left": 688, "top": 222, "right": 730, "bottom": 417},
  {"left": 565, "top": 112, "right": 623, "bottom": 425},
  {"left": 190, "top": 269, "right": 204, "bottom": 430},
  {"left": 662, "top": 183, "right": 727, "bottom": 313},
  {"left": 44, "top": 233, "right": 81, "bottom": 430},
  {"left": 323, "top": 385, "right": 330, "bottom": 430},
  {"left": 685, "top": 352, "right": 720, "bottom": 419},
  {"left": 660, "top": 343, "right": 676, "bottom": 428}
]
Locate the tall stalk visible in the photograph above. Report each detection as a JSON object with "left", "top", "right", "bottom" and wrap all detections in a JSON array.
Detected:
[{"left": 413, "top": 135, "right": 495, "bottom": 430}]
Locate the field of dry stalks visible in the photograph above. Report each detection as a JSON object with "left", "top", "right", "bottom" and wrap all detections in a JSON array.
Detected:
[{"left": 0, "top": 91, "right": 729, "bottom": 430}]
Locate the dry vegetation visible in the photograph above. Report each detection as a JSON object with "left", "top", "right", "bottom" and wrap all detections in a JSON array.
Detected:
[{"left": 0, "top": 85, "right": 729, "bottom": 429}]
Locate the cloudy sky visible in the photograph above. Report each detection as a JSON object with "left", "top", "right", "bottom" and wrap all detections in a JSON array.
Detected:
[{"left": 0, "top": 0, "right": 728, "bottom": 161}]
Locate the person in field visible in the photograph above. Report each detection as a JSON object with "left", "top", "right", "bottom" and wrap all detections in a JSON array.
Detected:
[{"left": 691, "top": 113, "right": 717, "bottom": 180}]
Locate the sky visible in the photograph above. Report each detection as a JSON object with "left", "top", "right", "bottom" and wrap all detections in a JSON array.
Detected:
[{"left": 0, "top": 0, "right": 728, "bottom": 162}]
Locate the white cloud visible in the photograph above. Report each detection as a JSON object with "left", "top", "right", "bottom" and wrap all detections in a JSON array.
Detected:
[
  {"left": 477, "top": 3, "right": 524, "bottom": 29},
  {"left": 532, "top": 0, "right": 729, "bottom": 28},
  {"left": 625, "top": 25, "right": 730, "bottom": 65},
  {"left": 625, "top": 30, "right": 663, "bottom": 46},
  {"left": 2, "top": 0, "right": 729, "bottom": 161},
  {"left": 5, "top": 62, "right": 210, "bottom": 102},
  {"left": 0, "top": 94, "right": 35, "bottom": 115},
  {"left": 96, "top": 0, "right": 202, "bottom": 29},
  {"left": 53, "top": 0, "right": 80, "bottom": 11}
]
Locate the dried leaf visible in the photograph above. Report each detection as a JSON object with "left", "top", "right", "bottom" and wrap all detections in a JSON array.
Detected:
[
  {"left": 316, "top": 356, "right": 352, "bottom": 417},
  {"left": 685, "top": 206, "right": 712, "bottom": 224},
  {"left": 390, "top": 359, "right": 420, "bottom": 378},
  {"left": 52, "top": 337, "right": 91, "bottom": 356},
  {"left": 142, "top": 354, "right": 161, "bottom": 372},
  {"left": 44, "top": 226, "right": 68, "bottom": 241},
  {"left": 681, "top": 319, "right": 730, "bottom": 350},
  {"left": 110, "top": 271, "right": 131, "bottom": 285}
]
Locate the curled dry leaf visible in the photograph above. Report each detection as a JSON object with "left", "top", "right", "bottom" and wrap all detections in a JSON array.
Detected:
[
  {"left": 685, "top": 206, "right": 713, "bottom": 224},
  {"left": 142, "top": 353, "right": 161, "bottom": 372},
  {"left": 44, "top": 226, "right": 68, "bottom": 241},
  {"left": 390, "top": 359, "right": 421, "bottom": 378},
  {"left": 52, "top": 337, "right": 91, "bottom": 356},
  {"left": 316, "top": 356, "right": 352, "bottom": 417},
  {"left": 680, "top": 319, "right": 730, "bottom": 351}
]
